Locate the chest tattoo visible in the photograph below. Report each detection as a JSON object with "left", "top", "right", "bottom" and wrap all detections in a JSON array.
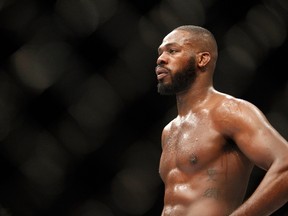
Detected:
[
  {"left": 207, "top": 168, "right": 217, "bottom": 181},
  {"left": 203, "top": 187, "right": 220, "bottom": 200}
]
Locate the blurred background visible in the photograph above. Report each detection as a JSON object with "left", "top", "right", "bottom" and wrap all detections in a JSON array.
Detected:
[{"left": 0, "top": 0, "right": 287, "bottom": 215}]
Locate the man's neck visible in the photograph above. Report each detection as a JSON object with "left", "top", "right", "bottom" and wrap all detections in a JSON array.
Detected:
[{"left": 176, "top": 85, "right": 214, "bottom": 116}]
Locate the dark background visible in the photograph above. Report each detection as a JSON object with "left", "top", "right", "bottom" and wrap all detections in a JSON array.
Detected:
[{"left": 0, "top": 0, "right": 287, "bottom": 215}]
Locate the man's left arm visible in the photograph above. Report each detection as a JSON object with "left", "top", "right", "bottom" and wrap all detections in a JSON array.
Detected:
[{"left": 226, "top": 101, "right": 288, "bottom": 216}]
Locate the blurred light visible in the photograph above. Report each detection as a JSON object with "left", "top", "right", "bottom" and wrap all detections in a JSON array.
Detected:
[
  {"left": 224, "top": 25, "right": 260, "bottom": 67},
  {"left": 266, "top": 84, "right": 288, "bottom": 140},
  {"left": 111, "top": 141, "right": 161, "bottom": 215},
  {"left": 215, "top": 0, "right": 288, "bottom": 96},
  {"left": 121, "top": 140, "right": 161, "bottom": 176},
  {"left": 286, "top": 83, "right": 288, "bottom": 106},
  {"left": 95, "top": 0, "right": 119, "bottom": 23},
  {"left": 74, "top": 200, "right": 114, "bottom": 216},
  {"left": 105, "top": 60, "right": 141, "bottom": 102},
  {"left": 154, "top": 0, "right": 205, "bottom": 30},
  {"left": 20, "top": 131, "right": 67, "bottom": 196},
  {"left": 226, "top": 45, "right": 257, "bottom": 72},
  {"left": 111, "top": 168, "right": 157, "bottom": 215},
  {"left": 165, "top": 0, "right": 205, "bottom": 25},
  {"left": 267, "top": 111, "right": 288, "bottom": 140},
  {"left": 0, "top": 0, "right": 38, "bottom": 32},
  {"left": 142, "top": 0, "right": 206, "bottom": 49},
  {"left": 0, "top": 96, "right": 11, "bottom": 140},
  {"left": 201, "top": 0, "right": 218, "bottom": 7},
  {"left": 265, "top": 0, "right": 288, "bottom": 13},
  {"left": 121, "top": 39, "right": 155, "bottom": 94},
  {"left": 98, "top": 3, "right": 138, "bottom": 49},
  {"left": 0, "top": 204, "right": 11, "bottom": 216},
  {"left": 138, "top": 16, "right": 163, "bottom": 49},
  {"left": 163, "top": 105, "right": 177, "bottom": 125},
  {"left": 57, "top": 117, "right": 93, "bottom": 155},
  {"left": 11, "top": 42, "right": 72, "bottom": 93},
  {"left": 157, "top": 4, "right": 184, "bottom": 29},
  {"left": 246, "top": 4, "right": 287, "bottom": 49},
  {"left": 215, "top": 49, "right": 255, "bottom": 96},
  {"left": 55, "top": 0, "right": 118, "bottom": 36},
  {"left": 0, "top": 0, "right": 13, "bottom": 11},
  {"left": 4, "top": 127, "right": 40, "bottom": 167},
  {"left": 69, "top": 74, "right": 122, "bottom": 146},
  {"left": 0, "top": 71, "right": 24, "bottom": 141}
]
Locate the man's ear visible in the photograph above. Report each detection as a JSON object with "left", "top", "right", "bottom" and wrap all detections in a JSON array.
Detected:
[{"left": 197, "top": 52, "right": 211, "bottom": 71}]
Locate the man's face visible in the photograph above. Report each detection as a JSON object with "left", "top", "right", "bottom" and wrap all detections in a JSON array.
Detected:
[
  {"left": 157, "top": 57, "right": 196, "bottom": 95},
  {"left": 155, "top": 30, "right": 197, "bottom": 95}
]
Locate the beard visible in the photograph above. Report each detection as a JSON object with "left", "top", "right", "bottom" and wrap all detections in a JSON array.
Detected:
[{"left": 157, "top": 58, "right": 196, "bottom": 95}]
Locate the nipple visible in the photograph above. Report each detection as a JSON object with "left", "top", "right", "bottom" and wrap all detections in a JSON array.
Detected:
[{"left": 190, "top": 154, "right": 198, "bottom": 164}]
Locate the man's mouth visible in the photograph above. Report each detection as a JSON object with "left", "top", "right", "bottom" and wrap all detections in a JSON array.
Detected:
[{"left": 155, "top": 66, "right": 169, "bottom": 80}]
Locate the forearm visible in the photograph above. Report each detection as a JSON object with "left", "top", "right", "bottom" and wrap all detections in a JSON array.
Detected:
[{"left": 230, "top": 167, "right": 288, "bottom": 216}]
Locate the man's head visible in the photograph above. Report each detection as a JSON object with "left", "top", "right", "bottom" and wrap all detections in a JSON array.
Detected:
[{"left": 156, "top": 25, "right": 218, "bottom": 95}]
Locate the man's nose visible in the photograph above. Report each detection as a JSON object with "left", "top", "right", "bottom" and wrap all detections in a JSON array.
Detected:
[{"left": 157, "top": 53, "right": 168, "bottom": 65}]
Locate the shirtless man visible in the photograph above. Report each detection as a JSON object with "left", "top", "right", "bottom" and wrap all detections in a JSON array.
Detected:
[{"left": 155, "top": 25, "right": 288, "bottom": 216}]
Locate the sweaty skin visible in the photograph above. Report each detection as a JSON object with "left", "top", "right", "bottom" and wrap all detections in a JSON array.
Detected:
[
  {"left": 160, "top": 93, "right": 254, "bottom": 216},
  {"left": 156, "top": 26, "right": 288, "bottom": 216}
]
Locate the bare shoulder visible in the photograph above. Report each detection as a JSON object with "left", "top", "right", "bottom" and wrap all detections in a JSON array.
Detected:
[
  {"left": 162, "top": 115, "right": 179, "bottom": 136},
  {"left": 162, "top": 117, "right": 174, "bottom": 131},
  {"left": 161, "top": 117, "right": 177, "bottom": 143},
  {"left": 210, "top": 91, "right": 267, "bottom": 135},
  {"left": 211, "top": 91, "right": 255, "bottom": 114}
]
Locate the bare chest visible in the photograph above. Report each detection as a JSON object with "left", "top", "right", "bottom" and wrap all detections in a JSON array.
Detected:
[{"left": 159, "top": 115, "right": 225, "bottom": 177}]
